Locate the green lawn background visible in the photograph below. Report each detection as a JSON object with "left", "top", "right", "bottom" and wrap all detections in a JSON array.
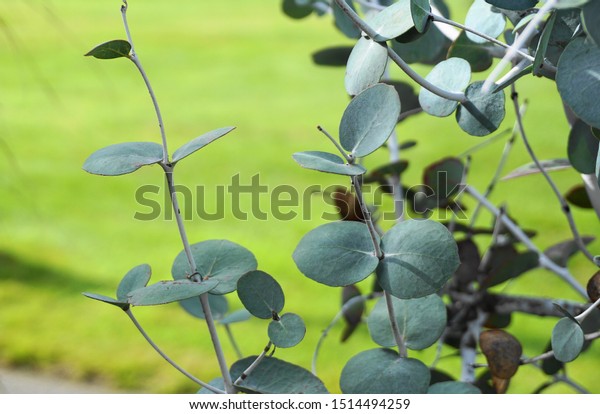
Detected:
[{"left": 0, "top": 0, "right": 598, "bottom": 393}]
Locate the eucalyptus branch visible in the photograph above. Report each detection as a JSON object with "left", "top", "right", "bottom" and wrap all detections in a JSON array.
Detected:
[
  {"left": 121, "top": 1, "right": 169, "bottom": 164},
  {"left": 383, "top": 68, "right": 405, "bottom": 223},
  {"left": 332, "top": 0, "right": 465, "bottom": 102},
  {"left": 465, "top": 185, "right": 588, "bottom": 299},
  {"left": 121, "top": 2, "right": 234, "bottom": 393},
  {"left": 430, "top": 14, "right": 534, "bottom": 63},
  {"left": 125, "top": 309, "right": 225, "bottom": 394},
  {"left": 385, "top": 291, "right": 407, "bottom": 357},
  {"left": 163, "top": 166, "right": 234, "bottom": 394},
  {"left": 482, "top": 0, "right": 557, "bottom": 93},
  {"left": 521, "top": 330, "right": 600, "bottom": 366},
  {"left": 234, "top": 342, "right": 273, "bottom": 386},
  {"left": 511, "top": 86, "right": 596, "bottom": 265},
  {"left": 352, "top": 175, "right": 383, "bottom": 259},
  {"left": 460, "top": 310, "right": 487, "bottom": 383}
]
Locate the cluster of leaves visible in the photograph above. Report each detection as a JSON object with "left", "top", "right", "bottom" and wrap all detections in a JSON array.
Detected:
[
  {"left": 283, "top": 0, "right": 600, "bottom": 394},
  {"left": 81, "top": 0, "right": 600, "bottom": 395}
]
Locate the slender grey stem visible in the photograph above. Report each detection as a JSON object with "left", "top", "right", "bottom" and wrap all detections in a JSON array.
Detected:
[
  {"left": 521, "top": 330, "right": 600, "bottom": 365},
  {"left": 483, "top": 0, "right": 557, "bottom": 92},
  {"left": 465, "top": 185, "right": 588, "bottom": 299},
  {"left": 125, "top": 309, "right": 225, "bottom": 394},
  {"left": 555, "top": 375, "right": 590, "bottom": 394},
  {"left": 384, "top": 291, "right": 407, "bottom": 357},
  {"left": 121, "top": 2, "right": 233, "bottom": 393},
  {"left": 234, "top": 342, "right": 272, "bottom": 386},
  {"left": 352, "top": 175, "right": 383, "bottom": 258},
  {"left": 511, "top": 86, "right": 596, "bottom": 264},
  {"left": 431, "top": 14, "right": 534, "bottom": 63},
  {"left": 317, "top": 125, "right": 352, "bottom": 163},
  {"left": 575, "top": 297, "right": 600, "bottom": 323},
  {"left": 121, "top": 2, "right": 169, "bottom": 164},
  {"left": 224, "top": 324, "right": 243, "bottom": 360},
  {"left": 332, "top": 0, "right": 465, "bottom": 103},
  {"left": 312, "top": 293, "right": 377, "bottom": 375}
]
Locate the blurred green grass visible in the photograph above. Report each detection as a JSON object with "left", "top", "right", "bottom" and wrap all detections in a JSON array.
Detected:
[{"left": 0, "top": 0, "right": 598, "bottom": 393}]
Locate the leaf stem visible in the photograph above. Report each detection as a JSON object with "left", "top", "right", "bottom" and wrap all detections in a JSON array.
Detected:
[
  {"left": 465, "top": 185, "right": 588, "bottom": 299},
  {"left": 125, "top": 309, "right": 225, "bottom": 394},
  {"left": 121, "top": 1, "right": 169, "bottom": 164},
  {"left": 384, "top": 291, "right": 407, "bottom": 357},
  {"left": 511, "top": 85, "right": 596, "bottom": 265},
  {"left": 332, "top": 0, "right": 465, "bottom": 103},
  {"left": 352, "top": 175, "right": 383, "bottom": 259},
  {"left": 430, "top": 13, "right": 535, "bottom": 63},
  {"left": 317, "top": 125, "right": 352, "bottom": 163},
  {"left": 575, "top": 297, "right": 600, "bottom": 323},
  {"left": 234, "top": 342, "right": 272, "bottom": 386},
  {"left": 482, "top": 0, "right": 557, "bottom": 93}
]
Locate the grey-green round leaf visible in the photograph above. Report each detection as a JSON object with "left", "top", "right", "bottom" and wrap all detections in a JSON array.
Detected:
[
  {"left": 85, "top": 40, "right": 131, "bottom": 59},
  {"left": 456, "top": 81, "right": 506, "bottom": 136},
  {"left": 231, "top": 356, "right": 328, "bottom": 394},
  {"left": 411, "top": 0, "right": 431, "bottom": 33},
  {"left": 428, "top": 381, "right": 482, "bottom": 394},
  {"left": 172, "top": 127, "right": 235, "bottom": 163},
  {"left": 465, "top": 0, "right": 506, "bottom": 44},
  {"left": 568, "top": 119, "right": 599, "bottom": 174},
  {"left": 339, "top": 84, "right": 401, "bottom": 157},
  {"left": 128, "top": 279, "right": 219, "bottom": 306},
  {"left": 268, "top": 313, "right": 306, "bottom": 348},
  {"left": 551, "top": 317, "right": 584, "bottom": 362},
  {"left": 378, "top": 219, "right": 459, "bottom": 299},
  {"left": 340, "top": 348, "right": 430, "bottom": 393},
  {"left": 345, "top": 37, "right": 388, "bottom": 96},
  {"left": 367, "top": 294, "right": 446, "bottom": 350},
  {"left": 83, "top": 142, "right": 164, "bottom": 176},
  {"left": 82, "top": 293, "right": 129, "bottom": 311},
  {"left": 419, "top": 58, "right": 471, "bottom": 117},
  {"left": 237, "top": 270, "right": 285, "bottom": 319},
  {"left": 171, "top": 240, "right": 257, "bottom": 295},
  {"left": 333, "top": 0, "right": 361, "bottom": 39},
  {"left": 292, "top": 151, "right": 366, "bottom": 176},
  {"left": 293, "top": 221, "right": 380, "bottom": 287},
  {"left": 367, "top": 0, "right": 415, "bottom": 41},
  {"left": 179, "top": 294, "right": 228, "bottom": 320},
  {"left": 557, "top": 38, "right": 600, "bottom": 129},
  {"left": 117, "top": 264, "right": 152, "bottom": 302}
]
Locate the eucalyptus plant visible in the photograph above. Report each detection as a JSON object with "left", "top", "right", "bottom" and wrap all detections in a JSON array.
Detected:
[
  {"left": 81, "top": 0, "right": 600, "bottom": 394},
  {"left": 283, "top": 0, "right": 600, "bottom": 394}
]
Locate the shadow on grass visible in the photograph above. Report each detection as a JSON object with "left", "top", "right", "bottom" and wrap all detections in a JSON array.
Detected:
[{"left": 0, "top": 251, "right": 107, "bottom": 294}]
